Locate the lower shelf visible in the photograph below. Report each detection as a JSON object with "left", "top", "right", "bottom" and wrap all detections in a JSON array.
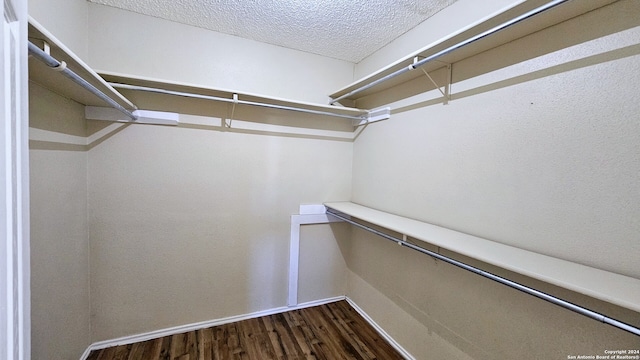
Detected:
[{"left": 323, "top": 201, "right": 640, "bottom": 314}]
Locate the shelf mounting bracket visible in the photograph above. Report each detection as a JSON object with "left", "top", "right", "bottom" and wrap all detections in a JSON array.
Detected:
[
  {"left": 353, "top": 107, "right": 391, "bottom": 127},
  {"left": 27, "top": 38, "right": 51, "bottom": 55},
  {"left": 414, "top": 56, "right": 451, "bottom": 105},
  {"left": 226, "top": 93, "right": 238, "bottom": 128}
]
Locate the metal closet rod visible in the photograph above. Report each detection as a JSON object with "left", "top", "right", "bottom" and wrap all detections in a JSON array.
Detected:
[
  {"left": 329, "top": 0, "right": 570, "bottom": 105},
  {"left": 326, "top": 209, "right": 640, "bottom": 337},
  {"left": 109, "top": 83, "right": 368, "bottom": 121},
  {"left": 28, "top": 42, "right": 138, "bottom": 120}
]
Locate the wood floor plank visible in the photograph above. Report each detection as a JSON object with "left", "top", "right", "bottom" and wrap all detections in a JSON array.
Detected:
[
  {"left": 292, "top": 309, "right": 332, "bottom": 360},
  {"left": 303, "top": 304, "right": 363, "bottom": 360},
  {"left": 170, "top": 332, "right": 186, "bottom": 359},
  {"left": 333, "top": 301, "right": 404, "bottom": 359},
  {"left": 84, "top": 301, "right": 404, "bottom": 360},
  {"left": 237, "top": 318, "right": 267, "bottom": 359},
  {"left": 328, "top": 301, "right": 387, "bottom": 359},
  {"left": 261, "top": 315, "right": 284, "bottom": 358},
  {"left": 126, "top": 341, "right": 146, "bottom": 360},
  {"left": 281, "top": 310, "right": 318, "bottom": 360},
  {"left": 320, "top": 303, "right": 372, "bottom": 359},
  {"left": 225, "top": 323, "right": 248, "bottom": 360},
  {"left": 97, "top": 347, "right": 117, "bottom": 360},
  {"left": 86, "top": 349, "right": 101, "bottom": 360},
  {"left": 112, "top": 344, "right": 132, "bottom": 360},
  {"left": 331, "top": 302, "right": 385, "bottom": 358},
  {"left": 141, "top": 337, "right": 164, "bottom": 359},
  {"left": 249, "top": 317, "right": 277, "bottom": 358},
  {"left": 197, "top": 328, "right": 213, "bottom": 360},
  {"left": 316, "top": 307, "right": 369, "bottom": 360},
  {"left": 186, "top": 331, "right": 198, "bottom": 359},
  {"left": 211, "top": 325, "right": 229, "bottom": 360},
  {"left": 158, "top": 335, "right": 173, "bottom": 360},
  {"left": 235, "top": 320, "right": 256, "bottom": 359},
  {"left": 264, "top": 312, "right": 305, "bottom": 359}
]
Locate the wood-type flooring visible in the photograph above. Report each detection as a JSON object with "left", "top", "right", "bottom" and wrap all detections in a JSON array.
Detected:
[{"left": 86, "top": 300, "right": 404, "bottom": 360}]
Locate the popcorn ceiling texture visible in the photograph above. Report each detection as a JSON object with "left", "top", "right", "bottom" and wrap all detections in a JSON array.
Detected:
[{"left": 87, "top": 0, "right": 458, "bottom": 62}]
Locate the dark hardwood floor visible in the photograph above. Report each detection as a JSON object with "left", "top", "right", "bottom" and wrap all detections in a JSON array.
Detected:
[{"left": 86, "top": 300, "right": 404, "bottom": 360}]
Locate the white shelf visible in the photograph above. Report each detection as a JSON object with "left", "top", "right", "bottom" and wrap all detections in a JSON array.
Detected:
[
  {"left": 324, "top": 201, "right": 640, "bottom": 313},
  {"left": 329, "top": 0, "right": 617, "bottom": 104},
  {"left": 27, "top": 19, "right": 372, "bottom": 124},
  {"left": 27, "top": 18, "right": 136, "bottom": 111},
  {"left": 99, "top": 71, "right": 369, "bottom": 122}
]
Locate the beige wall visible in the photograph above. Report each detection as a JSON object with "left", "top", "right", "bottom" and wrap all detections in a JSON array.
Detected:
[
  {"left": 28, "top": 0, "right": 88, "bottom": 59},
  {"left": 83, "top": 6, "right": 357, "bottom": 341},
  {"left": 28, "top": 2, "right": 91, "bottom": 358},
  {"left": 29, "top": 83, "right": 91, "bottom": 359},
  {"left": 87, "top": 114, "right": 353, "bottom": 341},
  {"left": 347, "top": 229, "right": 640, "bottom": 360},
  {"left": 29, "top": 0, "right": 357, "bottom": 345},
  {"left": 348, "top": 0, "right": 640, "bottom": 358},
  {"left": 298, "top": 223, "right": 350, "bottom": 304},
  {"left": 87, "top": 4, "right": 355, "bottom": 104}
]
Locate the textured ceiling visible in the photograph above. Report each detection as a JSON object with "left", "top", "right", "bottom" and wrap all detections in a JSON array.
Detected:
[{"left": 87, "top": 0, "right": 458, "bottom": 63}]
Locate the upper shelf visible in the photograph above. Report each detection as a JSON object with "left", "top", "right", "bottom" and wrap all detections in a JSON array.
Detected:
[
  {"left": 28, "top": 18, "right": 368, "bottom": 124},
  {"left": 324, "top": 201, "right": 640, "bottom": 313},
  {"left": 27, "top": 18, "right": 136, "bottom": 111},
  {"left": 329, "top": 0, "right": 618, "bottom": 104},
  {"left": 99, "top": 71, "right": 371, "bottom": 122}
]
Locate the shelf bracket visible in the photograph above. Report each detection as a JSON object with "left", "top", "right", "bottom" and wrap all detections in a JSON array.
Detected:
[
  {"left": 226, "top": 93, "right": 238, "bottom": 128},
  {"left": 27, "top": 38, "right": 51, "bottom": 55},
  {"left": 41, "top": 40, "right": 51, "bottom": 56},
  {"left": 414, "top": 57, "right": 452, "bottom": 105},
  {"left": 85, "top": 106, "right": 179, "bottom": 126},
  {"left": 353, "top": 107, "right": 391, "bottom": 127}
]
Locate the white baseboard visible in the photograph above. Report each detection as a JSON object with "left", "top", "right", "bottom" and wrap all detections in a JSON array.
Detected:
[
  {"left": 80, "top": 296, "right": 345, "bottom": 360},
  {"left": 80, "top": 295, "right": 414, "bottom": 360},
  {"left": 78, "top": 346, "right": 92, "bottom": 360},
  {"left": 345, "top": 297, "right": 416, "bottom": 360}
]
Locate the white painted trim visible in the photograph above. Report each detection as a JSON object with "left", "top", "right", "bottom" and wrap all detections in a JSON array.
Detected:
[
  {"left": 79, "top": 296, "right": 346, "bottom": 360},
  {"left": 79, "top": 296, "right": 415, "bottom": 360},
  {"left": 298, "top": 204, "right": 327, "bottom": 215},
  {"left": 288, "top": 210, "right": 341, "bottom": 306},
  {"left": 345, "top": 297, "right": 416, "bottom": 360},
  {"left": 85, "top": 106, "right": 180, "bottom": 126},
  {"left": 78, "top": 347, "right": 92, "bottom": 360},
  {"left": 2, "top": 0, "right": 30, "bottom": 357}
]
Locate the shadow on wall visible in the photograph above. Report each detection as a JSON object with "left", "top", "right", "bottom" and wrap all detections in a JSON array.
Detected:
[
  {"left": 296, "top": 222, "right": 352, "bottom": 304},
  {"left": 391, "top": 42, "right": 640, "bottom": 116},
  {"left": 347, "top": 228, "right": 640, "bottom": 360},
  {"left": 331, "top": 222, "right": 352, "bottom": 262},
  {"left": 355, "top": 0, "right": 640, "bottom": 111},
  {"left": 105, "top": 89, "right": 356, "bottom": 132},
  {"left": 29, "top": 96, "right": 356, "bottom": 153}
]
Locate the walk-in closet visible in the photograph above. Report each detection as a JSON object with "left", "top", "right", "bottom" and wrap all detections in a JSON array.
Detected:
[{"left": 9, "top": 0, "right": 640, "bottom": 358}]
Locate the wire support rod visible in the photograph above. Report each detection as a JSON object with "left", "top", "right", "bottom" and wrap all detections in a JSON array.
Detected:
[
  {"left": 329, "top": 0, "right": 570, "bottom": 105},
  {"left": 109, "top": 83, "right": 368, "bottom": 121},
  {"left": 27, "top": 41, "right": 138, "bottom": 120},
  {"left": 325, "top": 209, "right": 640, "bottom": 337}
]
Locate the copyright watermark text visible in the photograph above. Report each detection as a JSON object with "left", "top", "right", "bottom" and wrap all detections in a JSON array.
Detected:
[{"left": 567, "top": 349, "right": 640, "bottom": 359}]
